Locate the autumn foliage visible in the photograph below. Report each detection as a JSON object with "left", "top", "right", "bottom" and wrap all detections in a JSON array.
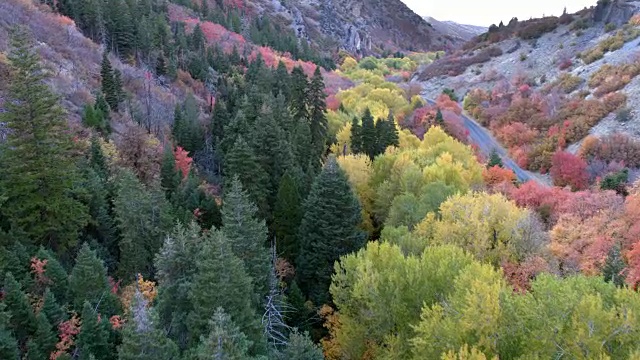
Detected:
[
  {"left": 550, "top": 151, "right": 588, "bottom": 191},
  {"left": 174, "top": 146, "right": 193, "bottom": 179}
]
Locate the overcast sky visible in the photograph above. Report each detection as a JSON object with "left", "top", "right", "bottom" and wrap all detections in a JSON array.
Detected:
[{"left": 401, "top": 0, "right": 597, "bottom": 27}]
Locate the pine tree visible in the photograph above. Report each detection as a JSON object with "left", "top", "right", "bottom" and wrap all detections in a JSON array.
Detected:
[
  {"left": 297, "top": 158, "right": 366, "bottom": 305},
  {"left": 603, "top": 242, "right": 626, "bottom": 287},
  {"left": 34, "top": 248, "right": 69, "bottom": 304},
  {"left": 0, "top": 303, "right": 19, "bottom": 360},
  {"left": 69, "top": 243, "right": 119, "bottom": 316},
  {"left": 276, "top": 330, "right": 323, "bottom": 360},
  {"left": 160, "top": 145, "right": 180, "bottom": 197},
  {"left": 360, "top": 109, "right": 377, "bottom": 160},
  {"left": 308, "top": 66, "right": 328, "bottom": 167},
  {"left": 155, "top": 222, "right": 203, "bottom": 350},
  {"left": 273, "top": 61, "right": 291, "bottom": 100},
  {"left": 188, "top": 230, "right": 263, "bottom": 350},
  {"left": 76, "top": 302, "right": 112, "bottom": 360},
  {"left": 30, "top": 311, "right": 57, "bottom": 359},
  {"left": 435, "top": 108, "right": 444, "bottom": 124},
  {"left": 376, "top": 112, "right": 399, "bottom": 153},
  {"left": 42, "top": 288, "right": 66, "bottom": 326},
  {"left": 0, "top": 28, "right": 88, "bottom": 251},
  {"left": 211, "top": 98, "right": 230, "bottom": 147},
  {"left": 100, "top": 51, "right": 118, "bottom": 111},
  {"left": 114, "top": 170, "right": 173, "bottom": 280},
  {"left": 350, "top": 117, "right": 362, "bottom": 155},
  {"left": 195, "top": 308, "right": 254, "bottom": 360},
  {"left": 290, "top": 66, "right": 308, "bottom": 121},
  {"left": 293, "top": 121, "right": 313, "bottom": 173},
  {"left": 273, "top": 171, "right": 303, "bottom": 262},
  {"left": 89, "top": 136, "right": 109, "bottom": 180},
  {"left": 3, "top": 272, "right": 36, "bottom": 344},
  {"left": 222, "top": 178, "right": 271, "bottom": 301},
  {"left": 225, "top": 137, "right": 270, "bottom": 218},
  {"left": 117, "top": 291, "right": 179, "bottom": 360},
  {"left": 488, "top": 149, "right": 503, "bottom": 168}
]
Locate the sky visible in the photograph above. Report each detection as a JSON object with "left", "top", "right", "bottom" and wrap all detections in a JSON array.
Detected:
[{"left": 401, "top": 0, "right": 597, "bottom": 27}]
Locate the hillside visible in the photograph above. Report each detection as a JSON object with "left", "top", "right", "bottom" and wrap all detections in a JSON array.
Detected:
[{"left": 423, "top": 16, "right": 487, "bottom": 42}]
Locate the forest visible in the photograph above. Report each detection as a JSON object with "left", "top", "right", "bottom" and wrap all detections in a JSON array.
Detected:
[{"left": 2, "top": 0, "right": 640, "bottom": 359}]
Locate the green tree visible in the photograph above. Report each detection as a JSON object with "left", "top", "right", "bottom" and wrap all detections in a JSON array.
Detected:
[
  {"left": 290, "top": 66, "right": 308, "bottom": 121},
  {"left": 211, "top": 99, "right": 230, "bottom": 147},
  {"left": 360, "top": 109, "right": 377, "bottom": 160},
  {"left": 350, "top": 117, "right": 363, "bottom": 155},
  {"left": 3, "top": 272, "right": 35, "bottom": 344},
  {"left": 195, "top": 308, "right": 254, "bottom": 360},
  {"left": 42, "top": 288, "right": 66, "bottom": 326},
  {"left": 376, "top": 112, "right": 399, "bottom": 153},
  {"left": 308, "top": 66, "right": 328, "bottom": 167},
  {"left": 603, "top": 242, "right": 626, "bottom": 287},
  {"left": 221, "top": 178, "right": 270, "bottom": 301},
  {"left": 113, "top": 170, "right": 173, "bottom": 280},
  {"left": 0, "top": 303, "right": 19, "bottom": 360},
  {"left": 275, "top": 330, "right": 323, "bottom": 360},
  {"left": 0, "top": 28, "right": 88, "bottom": 251},
  {"left": 34, "top": 248, "right": 68, "bottom": 304},
  {"left": 117, "top": 291, "right": 179, "bottom": 360},
  {"left": 435, "top": 108, "right": 444, "bottom": 124},
  {"left": 188, "top": 230, "right": 263, "bottom": 351},
  {"left": 273, "top": 171, "right": 303, "bottom": 261},
  {"left": 155, "top": 223, "right": 203, "bottom": 350},
  {"left": 225, "top": 137, "right": 270, "bottom": 218},
  {"left": 160, "top": 145, "right": 180, "bottom": 197},
  {"left": 297, "top": 158, "right": 366, "bottom": 305},
  {"left": 601, "top": 169, "right": 629, "bottom": 195},
  {"left": 69, "top": 243, "right": 119, "bottom": 316},
  {"left": 76, "top": 302, "right": 112, "bottom": 360},
  {"left": 29, "top": 312, "right": 57, "bottom": 360},
  {"left": 487, "top": 149, "right": 503, "bottom": 168},
  {"left": 100, "top": 51, "right": 119, "bottom": 111},
  {"left": 89, "top": 136, "right": 109, "bottom": 180}
]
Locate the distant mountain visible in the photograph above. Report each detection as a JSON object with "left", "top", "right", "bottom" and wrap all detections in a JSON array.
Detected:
[
  {"left": 245, "top": 0, "right": 461, "bottom": 55},
  {"left": 423, "top": 16, "right": 487, "bottom": 42}
]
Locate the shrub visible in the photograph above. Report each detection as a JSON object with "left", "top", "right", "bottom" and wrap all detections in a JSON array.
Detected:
[
  {"left": 517, "top": 17, "right": 559, "bottom": 39},
  {"left": 550, "top": 151, "right": 589, "bottom": 190},
  {"left": 555, "top": 73, "right": 583, "bottom": 93},
  {"left": 589, "top": 63, "right": 640, "bottom": 97},
  {"left": 520, "top": 53, "right": 528, "bottom": 61},
  {"left": 580, "top": 134, "right": 640, "bottom": 168},
  {"left": 616, "top": 107, "right": 632, "bottom": 122},
  {"left": 605, "top": 23, "right": 617, "bottom": 32}
]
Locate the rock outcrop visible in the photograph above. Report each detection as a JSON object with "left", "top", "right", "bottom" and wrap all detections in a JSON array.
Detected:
[{"left": 593, "top": 0, "right": 640, "bottom": 26}]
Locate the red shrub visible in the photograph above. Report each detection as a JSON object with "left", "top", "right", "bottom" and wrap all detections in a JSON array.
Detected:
[
  {"left": 483, "top": 165, "right": 516, "bottom": 186},
  {"left": 550, "top": 151, "right": 589, "bottom": 191}
]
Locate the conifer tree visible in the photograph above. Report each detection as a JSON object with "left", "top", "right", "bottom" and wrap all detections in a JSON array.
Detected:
[
  {"left": 155, "top": 223, "right": 202, "bottom": 350},
  {"left": 350, "top": 117, "right": 363, "bottom": 155},
  {"left": 290, "top": 66, "right": 308, "bottom": 121},
  {"left": 225, "top": 137, "right": 270, "bottom": 218},
  {"left": 195, "top": 308, "right": 254, "bottom": 360},
  {"left": 308, "top": 66, "right": 328, "bottom": 166},
  {"left": 0, "top": 28, "right": 88, "bottom": 251},
  {"left": 488, "top": 149, "right": 503, "bottom": 168},
  {"left": 29, "top": 311, "right": 57, "bottom": 360},
  {"left": 297, "top": 158, "right": 366, "bottom": 305},
  {"left": 273, "top": 171, "right": 303, "bottom": 261},
  {"left": 101, "top": 52, "right": 118, "bottom": 111},
  {"left": 69, "top": 243, "right": 119, "bottom": 316},
  {"left": 211, "top": 98, "right": 230, "bottom": 147},
  {"left": 222, "top": 178, "right": 270, "bottom": 301},
  {"left": 360, "top": 108, "right": 377, "bottom": 160},
  {"left": 42, "top": 288, "right": 66, "bottom": 326},
  {"left": 376, "top": 112, "right": 399, "bottom": 153},
  {"left": 293, "top": 121, "right": 313, "bottom": 173},
  {"left": 160, "top": 145, "right": 180, "bottom": 197},
  {"left": 221, "top": 110, "right": 249, "bottom": 156},
  {"left": 117, "top": 291, "right": 179, "bottom": 360},
  {"left": 276, "top": 330, "right": 323, "bottom": 360},
  {"left": 0, "top": 303, "right": 19, "bottom": 360},
  {"left": 603, "top": 242, "right": 626, "bottom": 287},
  {"left": 188, "top": 230, "right": 262, "bottom": 350},
  {"left": 114, "top": 170, "right": 173, "bottom": 280},
  {"left": 34, "top": 248, "right": 69, "bottom": 304},
  {"left": 76, "top": 302, "right": 112, "bottom": 360},
  {"left": 273, "top": 61, "right": 291, "bottom": 100},
  {"left": 89, "top": 136, "right": 109, "bottom": 181},
  {"left": 435, "top": 108, "right": 444, "bottom": 124},
  {"left": 3, "top": 272, "right": 36, "bottom": 344}
]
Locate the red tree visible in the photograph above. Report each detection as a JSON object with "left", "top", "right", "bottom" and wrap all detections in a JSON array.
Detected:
[
  {"left": 550, "top": 151, "right": 589, "bottom": 191},
  {"left": 174, "top": 146, "right": 193, "bottom": 180}
]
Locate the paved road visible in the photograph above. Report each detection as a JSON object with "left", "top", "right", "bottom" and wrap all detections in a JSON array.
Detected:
[{"left": 423, "top": 97, "right": 549, "bottom": 185}]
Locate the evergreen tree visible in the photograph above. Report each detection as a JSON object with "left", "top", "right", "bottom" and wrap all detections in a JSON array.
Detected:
[
  {"left": 293, "top": 121, "right": 313, "bottom": 174},
  {"left": 225, "top": 137, "right": 270, "bottom": 218},
  {"left": 2, "top": 272, "right": 36, "bottom": 344},
  {"left": 376, "top": 112, "right": 399, "bottom": 153},
  {"left": 308, "top": 66, "right": 328, "bottom": 166},
  {"left": 603, "top": 242, "right": 626, "bottom": 287},
  {"left": 188, "top": 230, "right": 263, "bottom": 351},
  {"left": 76, "top": 302, "right": 112, "bottom": 360},
  {"left": 488, "top": 149, "right": 503, "bottom": 168},
  {"left": 0, "top": 28, "right": 88, "bottom": 251},
  {"left": 42, "top": 288, "right": 66, "bottom": 326},
  {"left": 297, "top": 158, "right": 366, "bottom": 305},
  {"left": 89, "top": 136, "right": 109, "bottom": 181},
  {"left": 0, "top": 303, "right": 19, "bottom": 360},
  {"left": 160, "top": 145, "right": 180, "bottom": 197},
  {"left": 275, "top": 330, "right": 323, "bottom": 360},
  {"left": 211, "top": 98, "right": 230, "bottom": 147},
  {"left": 222, "top": 178, "right": 270, "bottom": 301},
  {"left": 100, "top": 51, "right": 119, "bottom": 111},
  {"left": 113, "top": 170, "right": 173, "bottom": 280},
  {"left": 29, "top": 312, "right": 57, "bottom": 359},
  {"left": 155, "top": 222, "right": 203, "bottom": 350},
  {"left": 69, "top": 243, "right": 119, "bottom": 316},
  {"left": 104, "top": 0, "right": 135, "bottom": 57},
  {"left": 360, "top": 109, "right": 377, "bottom": 160},
  {"left": 350, "top": 117, "right": 362, "bottom": 155},
  {"left": 117, "top": 291, "right": 179, "bottom": 360},
  {"left": 195, "top": 308, "right": 254, "bottom": 360},
  {"left": 273, "top": 61, "right": 291, "bottom": 100},
  {"left": 34, "top": 248, "right": 68, "bottom": 304},
  {"left": 273, "top": 171, "right": 303, "bottom": 261},
  {"left": 290, "top": 66, "right": 308, "bottom": 121},
  {"left": 435, "top": 108, "right": 444, "bottom": 124}
]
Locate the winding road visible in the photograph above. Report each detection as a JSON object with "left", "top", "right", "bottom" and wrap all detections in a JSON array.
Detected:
[{"left": 423, "top": 97, "right": 549, "bottom": 186}]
